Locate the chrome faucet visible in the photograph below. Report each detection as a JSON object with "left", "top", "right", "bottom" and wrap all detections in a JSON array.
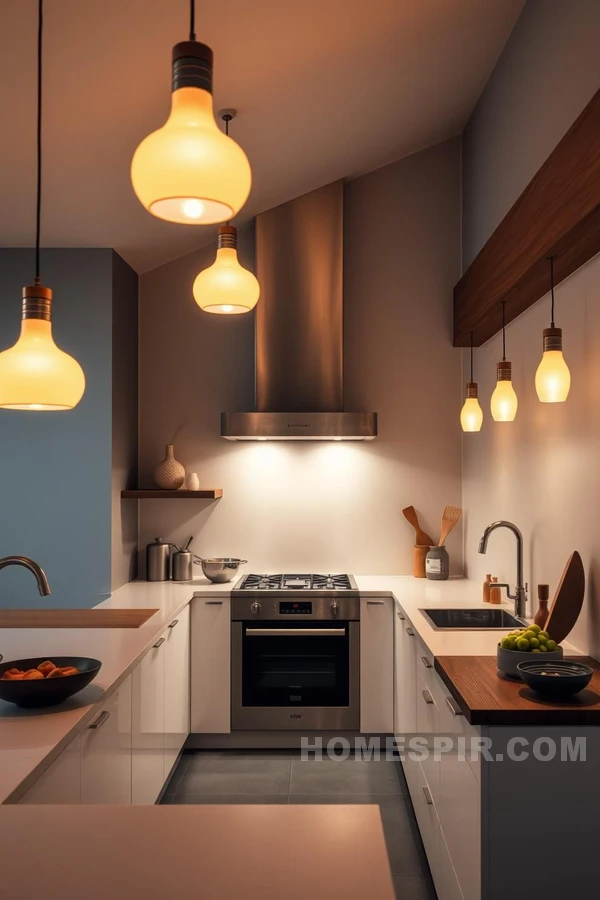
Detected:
[
  {"left": 0, "top": 556, "right": 51, "bottom": 596},
  {"left": 478, "top": 521, "right": 527, "bottom": 618}
]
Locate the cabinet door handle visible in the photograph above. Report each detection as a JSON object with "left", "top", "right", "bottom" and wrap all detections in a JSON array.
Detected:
[
  {"left": 406, "top": 627, "right": 415, "bottom": 637},
  {"left": 445, "top": 696, "right": 463, "bottom": 716},
  {"left": 422, "top": 689, "right": 434, "bottom": 705},
  {"left": 204, "top": 600, "right": 223, "bottom": 606},
  {"left": 168, "top": 619, "right": 179, "bottom": 628},
  {"left": 422, "top": 785, "right": 433, "bottom": 806},
  {"left": 366, "top": 600, "right": 385, "bottom": 605},
  {"left": 397, "top": 611, "right": 406, "bottom": 620},
  {"left": 88, "top": 710, "right": 110, "bottom": 731},
  {"left": 153, "top": 637, "right": 166, "bottom": 648},
  {"left": 421, "top": 656, "right": 433, "bottom": 669}
]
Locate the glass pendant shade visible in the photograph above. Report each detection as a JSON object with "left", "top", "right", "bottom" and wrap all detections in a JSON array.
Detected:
[
  {"left": 193, "top": 226, "right": 259, "bottom": 314},
  {"left": 131, "top": 42, "right": 251, "bottom": 225},
  {"left": 535, "top": 329, "right": 571, "bottom": 403},
  {"left": 491, "top": 361, "right": 518, "bottom": 422},
  {"left": 460, "top": 383, "right": 483, "bottom": 432},
  {"left": 0, "top": 285, "right": 85, "bottom": 410}
]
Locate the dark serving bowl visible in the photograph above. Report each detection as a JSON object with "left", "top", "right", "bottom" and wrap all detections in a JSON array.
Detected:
[
  {"left": 0, "top": 656, "right": 102, "bottom": 708},
  {"left": 517, "top": 660, "right": 593, "bottom": 700}
]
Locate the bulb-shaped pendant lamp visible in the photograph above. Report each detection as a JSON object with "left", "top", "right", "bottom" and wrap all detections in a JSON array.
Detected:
[
  {"left": 0, "top": 0, "right": 85, "bottom": 411},
  {"left": 460, "top": 332, "right": 483, "bottom": 432},
  {"left": 192, "top": 112, "right": 259, "bottom": 315},
  {"left": 535, "top": 255, "right": 571, "bottom": 403},
  {"left": 490, "top": 301, "right": 518, "bottom": 422},
  {"left": 131, "top": 1, "right": 251, "bottom": 225}
]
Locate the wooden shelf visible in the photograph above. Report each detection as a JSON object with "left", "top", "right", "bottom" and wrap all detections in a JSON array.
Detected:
[{"left": 121, "top": 489, "right": 223, "bottom": 500}]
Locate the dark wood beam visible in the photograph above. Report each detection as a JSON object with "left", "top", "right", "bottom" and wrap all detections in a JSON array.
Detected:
[{"left": 454, "top": 88, "right": 600, "bottom": 347}]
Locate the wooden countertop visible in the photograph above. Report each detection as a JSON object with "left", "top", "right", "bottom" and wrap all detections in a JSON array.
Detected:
[
  {"left": 435, "top": 655, "right": 600, "bottom": 726},
  {"left": 0, "top": 805, "right": 395, "bottom": 900}
]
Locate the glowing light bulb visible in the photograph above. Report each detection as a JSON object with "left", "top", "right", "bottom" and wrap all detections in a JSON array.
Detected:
[
  {"left": 460, "top": 383, "right": 483, "bottom": 432},
  {"left": 0, "top": 285, "right": 85, "bottom": 410},
  {"left": 535, "top": 329, "right": 571, "bottom": 403},
  {"left": 193, "top": 226, "right": 259, "bottom": 315},
  {"left": 490, "top": 362, "right": 518, "bottom": 422},
  {"left": 131, "top": 43, "right": 251, "bottom": 225}
]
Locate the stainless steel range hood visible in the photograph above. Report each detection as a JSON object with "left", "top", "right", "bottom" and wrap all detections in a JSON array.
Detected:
[{"left": 221, "top": 181, "right": 377, "bottom": 441}]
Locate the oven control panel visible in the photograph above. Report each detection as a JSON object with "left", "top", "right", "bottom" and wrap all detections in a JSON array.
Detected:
[{"left": 279, "top": 601, "right": 312, "bottom": 615}]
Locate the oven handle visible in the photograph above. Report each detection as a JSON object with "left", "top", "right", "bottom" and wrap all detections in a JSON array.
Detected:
[{"left": 245, "top": 628, "right": 347, "bottom": 637}]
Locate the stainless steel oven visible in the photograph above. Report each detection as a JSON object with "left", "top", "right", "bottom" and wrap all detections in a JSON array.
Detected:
[{"left": 231, "top": 575, "right": 360, "bottom": 731}]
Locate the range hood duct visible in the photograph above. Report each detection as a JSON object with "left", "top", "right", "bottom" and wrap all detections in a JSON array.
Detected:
[{"left": 221, "top": 180, "right": 377, "bottom": 440}]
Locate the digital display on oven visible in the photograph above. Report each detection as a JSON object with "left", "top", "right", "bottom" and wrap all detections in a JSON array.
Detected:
[{"left": 279, "top": 601, "right": 312, "bottom": 615}]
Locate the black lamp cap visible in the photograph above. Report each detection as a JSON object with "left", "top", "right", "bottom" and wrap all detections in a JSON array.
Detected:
[{"left": 172, "top": 41, "right": 213, "bottom": 93}]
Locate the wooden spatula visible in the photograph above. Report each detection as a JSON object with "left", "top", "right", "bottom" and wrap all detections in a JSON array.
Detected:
[
  {"left": 402, "top": 506, "right": 434, "bottom": 546},
  {"left": 545, "top": 551, "right": 585, "bottom": 645},
  {"left": 438, "top": 505, "right": 462, "bottom": 546}
]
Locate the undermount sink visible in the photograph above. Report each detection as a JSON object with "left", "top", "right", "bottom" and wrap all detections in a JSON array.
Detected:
[{"left": 419, "top": 608, "right": 528, "bottom": 631}]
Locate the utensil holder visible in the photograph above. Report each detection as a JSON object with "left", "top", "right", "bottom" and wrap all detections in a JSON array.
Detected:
[{"left": 413, "top": 545, "right": 429, "bottom": 578}]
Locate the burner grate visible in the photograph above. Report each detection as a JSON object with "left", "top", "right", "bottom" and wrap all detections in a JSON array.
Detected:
[{"left": 238, "top": 573, "right": 353, "bottom": 590}]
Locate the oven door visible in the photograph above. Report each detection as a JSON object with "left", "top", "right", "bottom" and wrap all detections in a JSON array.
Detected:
[{"left": 231, "top": 621, "right": 360, "bottom": 730}]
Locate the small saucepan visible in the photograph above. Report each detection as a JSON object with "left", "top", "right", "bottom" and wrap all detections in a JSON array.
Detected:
[{"left": 194, "top": 557, "right": 248, "bottom": 584}]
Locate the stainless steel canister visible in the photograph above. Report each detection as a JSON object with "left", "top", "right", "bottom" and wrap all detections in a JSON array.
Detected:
[
  {"left": 146, "top": 538, "right": 171, "bottom": 582},
  {"left": 172, "top": 549, "right": 193, "bottom": 582}
]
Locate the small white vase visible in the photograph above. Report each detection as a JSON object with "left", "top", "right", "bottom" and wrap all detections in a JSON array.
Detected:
[
  {"left": 154, "top": 444, "right": 185, "bottom": 490},
  {"left": 187, "top": 472, "right": 200, "bottom": 491}
]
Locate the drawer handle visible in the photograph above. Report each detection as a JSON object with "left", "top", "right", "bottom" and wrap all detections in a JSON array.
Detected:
[
  {"left": 421, "top": 656, "right": 433, "bottom": 669},
  {"left": 153, "top": 637, "right": 166, "bottom": 648},
  {"left": 89, "top": 710, "right": 110, "bottom": 731},
  {"left": 422, "top": 689, "right": 434, "bottom": 705},
  {"left": 445, "top": 696, "right": 463, "bottom": 716},
  {"left": 204, "top": 600, "right": 223, "bottom": 606},
  {"left": 168, "top": 619, "right": 179, "bottom": 628},
  {"left": 366, "top": 600, "right": 385, "bottom": 605},
  {"left": 422, "top": 785, "right": 433, "bottom": 806},
  {"left": 397, "top": 611, "right": 406, "bottom": 620},
  {"left": 406, "top": 627, "right": 415, "bottom": 637}
]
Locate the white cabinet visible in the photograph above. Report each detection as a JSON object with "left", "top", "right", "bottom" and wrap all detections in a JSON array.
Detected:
[
  {"left": 360, "top": 596, "right": 394, "bottom": 733},
  {"left": 164, "top": 604, "right": 190, "bottom": 778},
  {"left": 191, "top": 597, "right": 231, "bottom": 733},
  {"left": 20, "top": 736, "right": 81, "bottom": 804},
  {"left": 81, "top": 675, "right": 132, "bottom": 804},
  {"left": 132, "top": 635, "right": 165, "bottom": 804}
]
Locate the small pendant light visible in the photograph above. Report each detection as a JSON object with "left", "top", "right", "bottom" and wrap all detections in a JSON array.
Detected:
[
  {"left": 535, "top": 255, "right": 571, "bottom": 403},
  {"left": 131, "top": 0, "right": 251, "bottom": 225},
  {"left": 460, "top": 331, "right": 483, "bottom": 432},
  {"left": 192, "top": 112, "right": 260, "bottom": 315},
  {"left": 490, "top": 301, "right": 518, "bottom": 422},
  {"left": 0, "top": 0, "right": 85, "bottom": 411}
]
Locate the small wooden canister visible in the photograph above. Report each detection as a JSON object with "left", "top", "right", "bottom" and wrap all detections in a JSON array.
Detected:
[{"left": 413, "top": 545, "right": 429, "bottom": 578}]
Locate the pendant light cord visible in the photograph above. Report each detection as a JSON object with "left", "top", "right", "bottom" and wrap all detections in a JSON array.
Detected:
[
  {"left": 470, "top": 331, "right": 474, "bottom": 382},
  {"left": 501, "top": 301, "right": 506, "bottom": 361},
  {"left": 548, "top": 254, "right": 556, "bottom": 327},
  {"left": 34, "top": 0, "right": 43, "bottom": 284},
  {"left": 189, "top": 0, "right": 196, "bottom": 40}
]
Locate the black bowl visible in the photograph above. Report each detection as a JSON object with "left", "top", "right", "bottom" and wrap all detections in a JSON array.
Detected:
[
  {"left": 0, "top": 656, "right": 102, "bottom": 708},
  {"left": 517, "top": 660, "right": 593, "bottom": 700}
]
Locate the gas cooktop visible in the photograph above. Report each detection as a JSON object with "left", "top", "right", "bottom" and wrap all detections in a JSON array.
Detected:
[{"left": 235, "top": 573, "right": 358, "bottom": 593}]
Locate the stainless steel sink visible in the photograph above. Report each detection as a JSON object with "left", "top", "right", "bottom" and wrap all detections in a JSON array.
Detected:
[{"left": 419, "top": 608, "right": 528, "bottom": 631}]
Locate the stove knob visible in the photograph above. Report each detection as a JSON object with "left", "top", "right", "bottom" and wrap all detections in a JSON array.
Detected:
[
  {"left": 330, "top": 600, "right": 339, "bottom": 617},
  {"left": 250, "top": 601, "right": 262, "bottom": 615}
]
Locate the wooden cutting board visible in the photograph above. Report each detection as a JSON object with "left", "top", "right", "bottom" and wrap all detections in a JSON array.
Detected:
[
  {"left": 545, "top": 551, "right": 585, "bottom": 644},
  {"left": 0, "top": 609, "right": 159, "bottom": 629}
]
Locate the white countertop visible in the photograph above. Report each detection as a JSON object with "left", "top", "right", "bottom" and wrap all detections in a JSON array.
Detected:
[
  {"left": 0, "top": 575, "right": 580, "bottom": 803},
  {"left": 0, "top": 804, "right": 395, "bottom": 899}
]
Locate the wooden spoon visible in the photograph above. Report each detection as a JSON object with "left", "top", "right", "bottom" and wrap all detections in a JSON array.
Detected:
[
  {"left": 402, "top": 506, "right": 434, "bottom": 546},
  {"left": 438, "top": 505, "right": 462, "bottom": 546}
]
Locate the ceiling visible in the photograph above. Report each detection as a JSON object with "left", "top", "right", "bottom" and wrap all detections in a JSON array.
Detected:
[{"left": 0, "top": 0, "right": 524, "bottom": 273}]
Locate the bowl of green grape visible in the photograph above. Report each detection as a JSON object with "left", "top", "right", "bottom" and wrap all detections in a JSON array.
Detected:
[{"left": 497, "top": 624, "right": 563, "bottom": 679}]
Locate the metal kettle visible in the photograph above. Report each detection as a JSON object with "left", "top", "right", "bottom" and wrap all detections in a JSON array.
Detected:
[{"left": 146, "top": 538, "right": 172, "bottom": 582}]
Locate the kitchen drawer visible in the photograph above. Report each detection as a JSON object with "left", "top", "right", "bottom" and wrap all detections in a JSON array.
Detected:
[
  {"left": 429, "top": 665, "right": 481, "bottom": 782},
  {"left": 416, "top": 637, "right": 436, "bottom": 692},
  {"left": 416, "top": 672, "right": 439, "bottom": 806},
  {"left": 436, "top": 828, "right": 465, "bottom": 900},
  {"left": 414, "top": 764, "right": 439, "bottom": 882}
]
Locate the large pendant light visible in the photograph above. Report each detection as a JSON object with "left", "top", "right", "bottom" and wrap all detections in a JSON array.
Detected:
[
  {"left": 130, "top": 1, "right": 251, "bottom": 225},
  {"left": 192, "top": 112, "right": 260, "bottom": 315},
  {"left": 460, "top": 331, "right": 483, "bottom": 432},
  {"left": 490, "top": 301, "right": 518, "bottom": 422},
  {"left": 0, "top": 0, "right": 85, "bottom": 411},
  {"left": 535, "top": 255, "right": 571, "bottom": 403}
]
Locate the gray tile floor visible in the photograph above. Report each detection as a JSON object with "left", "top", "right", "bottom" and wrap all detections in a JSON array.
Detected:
[{"left": 162, "top": 751, "right": 437, "bottom": 900}]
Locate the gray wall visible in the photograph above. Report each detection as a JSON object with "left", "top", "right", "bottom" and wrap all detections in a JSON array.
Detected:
[
  {"left": 138, "top": 138, "right": 463, "bottom": 575},
  {"left": 462, "top": 0, "right": 600, "bottom": 267},
  {"left": 0, "top": 249, "right": 137, "bottom": 609},
  {"left": 461, "top": 0, "right": 600, "bottom": 656}
]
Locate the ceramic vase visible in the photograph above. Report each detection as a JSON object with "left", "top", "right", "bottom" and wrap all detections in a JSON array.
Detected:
[
  {"left": 153, "top": 444, "right": 185, "bottom": 490},
  {"left": 187, "top": 472, "right": 200, "bottom": 491}
]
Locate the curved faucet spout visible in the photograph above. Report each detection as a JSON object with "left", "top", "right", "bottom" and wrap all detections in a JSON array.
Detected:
[
  {"left": 477, "top": 521, "right": 526, "bottom": 617},
  {"left": 0, "top": 556, "right": 51, "bottom": 596}
]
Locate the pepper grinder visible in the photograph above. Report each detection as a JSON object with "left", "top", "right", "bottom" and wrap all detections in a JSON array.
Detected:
[{"left": 534, "top": 584, "right": 550, "bottom": 628}]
